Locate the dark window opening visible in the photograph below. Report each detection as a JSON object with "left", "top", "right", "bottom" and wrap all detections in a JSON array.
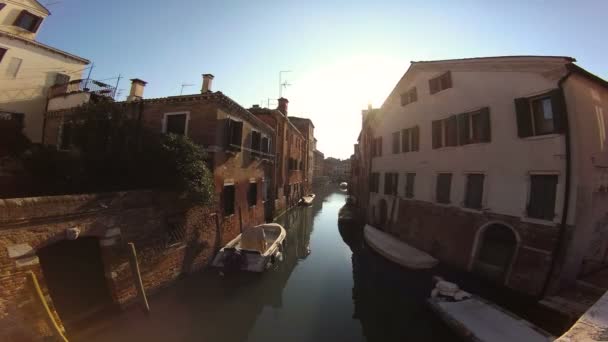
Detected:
[
  {"left": 411, "top": 126, "right": 419, "bottom": 151},
  {"left": 384, "top": 172, "right": 398, "bottom": 196},
  {"left": 445, "top": 116, "right": 458, "bottom": 147},
  {"left": 392, "top": 131, "right": 400, "bottom": 154},
  {"left": 13, "top": 10, "right": 42, "bottom": 33},
  {"left": 165, "top": 114, "right": 187, "bottom": 135},
  {"left": 248, "top": 182, "right": 257, "bottom": 207},
  {"left": 370, "top": 172, "right": 380, "bottom": 193},
  {"left": 400, "top": 87, "right": 418, "bottom": 106},
  {"left": 251, "top": 130, "right": 261, "bottom": 151},
  {"left": 528, "top": 175, "right": 558, "bottom": 220},
  {"left": 436, "top": 173, "right": 452, "bottom": 204},
  {"left": 405, "top": 173, "right": 415, "bottom": 198},
  {"left": 0, "top": 47, "right": 6, "bottom": 63},
  {"left": 226, "top": 119, "right": 243, "bottom": 150},
  {"left": 401, "top": 128, "right": 410, "bottom": 152},
  {"left": 515, "top": 89, "right": 566, "bottom": 138},
  {"left": 261, "top": 136, "right": 270, "bottom": 153},
  {"left": 474, "top": 224, "right": 517, "bottom": 282},
  {"left": 429, "top": 71, "right": 452, "bottom": 94},
  {"left": 223, "top": 184, "right": 235, "bottom": 216},
  {"left": 432, "top": 120, "right": 443, "bottom": 149},
  {"left": 464, "top": 174, "right": 484, "bottom": 209}
]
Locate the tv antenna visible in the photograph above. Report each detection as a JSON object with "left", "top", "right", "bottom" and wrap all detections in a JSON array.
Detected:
[
  {"left": 279, "top": 70, "right": 292, "bottom": 98},
  {"left": 180, "top": 83, "right": 194, "bottom": 95}
]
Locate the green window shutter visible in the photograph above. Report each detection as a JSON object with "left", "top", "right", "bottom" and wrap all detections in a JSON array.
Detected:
[
  {"left": 411, "top": 87, "right": 418, "bottom": 102},
  {"left": 550, "top": 88, "right": 567, "bottom": 133},
  {"left": 411, "top": 126, "right": 420, "bottom": 151},
  {"left": 432, "top": 120, "right": 442, "bottom": 149},
  {"left": 457, "top": 112, "right": 470, "bottom": 145},
  {"left": 429, "top": 78, "right": 439, "bottom": 95},
  {"left": 480, "top": 107, "right": 491, "bottom": 142},
  {"left": 401, "top": 128, "right": 410, "bottom": 152},
  {"left": 392, "top": 131, "right": 400, "bottom": 154},
  {"left": 514, "top": 97, "right": 533, "bottom": 138}
]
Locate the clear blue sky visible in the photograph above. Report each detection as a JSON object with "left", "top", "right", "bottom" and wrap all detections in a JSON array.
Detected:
[{"left": 39, "top": 0, "right": 607, "bottom": 159}]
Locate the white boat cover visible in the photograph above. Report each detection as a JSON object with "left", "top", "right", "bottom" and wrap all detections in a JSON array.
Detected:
[
  {"left": 240, "top": 226, "right": 267, "bottom": 253},
  {"left": 364, "top": 224, "right": 438, "bottom": 269},
  {"left": 434, "top": 298, "right": 553, "bottom": 342}
]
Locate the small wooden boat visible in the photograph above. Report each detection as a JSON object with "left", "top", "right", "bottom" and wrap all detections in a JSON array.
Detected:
[
  {"left": 428, "top": 279, "right": 554, "bottom": 342},
  {"left": 211, "top": 223, "right": 287, "bottom": 272},
  {"left": 339, "top": 182, "right": 348, "bottom": 190},
  {"left": 364, "top": 224, "right": 438, "bottom": 269},
  {"left": 299, "top": 194, "right": 315, "bottom": 206}
]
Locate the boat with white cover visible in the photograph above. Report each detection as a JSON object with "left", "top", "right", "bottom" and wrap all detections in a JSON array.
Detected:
[
  {"left": 428, "top": 279, "right": 554, "bottom": 342},
  {"left": 363, "top": 224, "right": 438, "bottom": 270},
  {"left": 211, "top": 223, "right": 287, "bottom": 272},
  {"left": 299, "top": 194, "right": 315, "bottom": 206}
]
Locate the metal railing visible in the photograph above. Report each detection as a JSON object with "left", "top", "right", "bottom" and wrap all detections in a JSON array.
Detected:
[{"left": 48, "top": 79, "right": 116, "bottom": 99}]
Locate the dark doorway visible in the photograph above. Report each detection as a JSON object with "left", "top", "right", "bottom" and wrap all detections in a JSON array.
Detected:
[
  {"left": 38, "top": 237, "right": 113, "bottom": 324},
  {"left": 473, "top": 224, "right": 518, "bottom": 282}
]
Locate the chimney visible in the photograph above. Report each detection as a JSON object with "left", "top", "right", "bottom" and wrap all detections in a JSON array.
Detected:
[
  {"left": 277, "top": 97, "right": 289, "bottom": 116},
  {"left": 127, "top": 78, "right": 147, "bottom": 102},
  {"left": 201, "top": 74, "right": 214, "bottom": 93}
]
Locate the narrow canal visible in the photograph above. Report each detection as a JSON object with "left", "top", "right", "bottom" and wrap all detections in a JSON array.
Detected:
[{"left": 71, "top": 188, "right": 458, "bottom": 342}]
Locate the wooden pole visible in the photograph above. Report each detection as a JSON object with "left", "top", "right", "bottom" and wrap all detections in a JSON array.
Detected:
[
  {"left": 27, "top": 271, "right": 69, "bottom": 342},
  {"left": 238, "top": 206, "right": 243, "bottom": 233},
  {"left": 127, "top": 242, "right": 150, "bottom": 314}
]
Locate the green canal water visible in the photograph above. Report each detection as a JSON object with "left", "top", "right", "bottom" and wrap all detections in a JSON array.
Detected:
[{"left": 71, "top": 188, "right": 458, "bottom": 341}]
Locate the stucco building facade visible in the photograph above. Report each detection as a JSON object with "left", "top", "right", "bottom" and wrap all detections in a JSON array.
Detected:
[{"left": 352, "top": 56, "right": 608, "bottom": 297}]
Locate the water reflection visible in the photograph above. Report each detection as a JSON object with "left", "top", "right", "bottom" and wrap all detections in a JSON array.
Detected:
[{"left": 71, "top": 187, "right": 458, "bottom": 342}]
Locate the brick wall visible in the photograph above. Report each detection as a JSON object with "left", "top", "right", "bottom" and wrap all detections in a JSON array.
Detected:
[
  {"left": 0, "top": 191, "right": 223, "bottom": 341},
  {"left": 386, "top": 198, "right": 559, "bottom": 296}
]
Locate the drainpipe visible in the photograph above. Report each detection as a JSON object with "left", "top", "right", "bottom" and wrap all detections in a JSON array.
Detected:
[{"left": 540, "top": 68, "right": 573, "bottom": 298}]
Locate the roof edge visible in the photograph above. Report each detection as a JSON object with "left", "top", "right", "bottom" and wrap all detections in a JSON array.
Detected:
[
  {"left": 566, "top": 63, "right": 608, "bottom": 89},
  {"left": 411, "top": 55, "right": 576, "bottom": 64},
  {"left": 0, "top": 31, "right": 89, "bottom": 64}
]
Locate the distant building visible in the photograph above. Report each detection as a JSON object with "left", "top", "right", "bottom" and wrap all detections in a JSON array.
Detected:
[
  {"left": 313, "top": 149, "right": 325, "bottom": 182},
  {"left": 0, "top": 0, "right": 90, "bottom": 142},
  {"left": 324, "top": 156, "right": 350, "bottom": 182},
  {"left": 290, "top": 116, "right": 315, "bottom": 194},
  {"left": 352, "top": 56, "right": 608, "bottom": 297}
]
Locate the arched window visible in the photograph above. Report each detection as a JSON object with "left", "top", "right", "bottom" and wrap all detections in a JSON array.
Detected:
[{"left": 473, "top": 223, "right": 518, "bottom": 282}]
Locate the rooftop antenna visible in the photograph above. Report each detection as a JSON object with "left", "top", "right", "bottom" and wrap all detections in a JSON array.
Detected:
[
  {"left": 279, "top": 70, "right": 292, "bottom": 98},
  {"left": 180, "top": 83, "right": 194, "bottom": 95},
  {"left": 114, "top": 89, "right": 125, "bottom": 100}
]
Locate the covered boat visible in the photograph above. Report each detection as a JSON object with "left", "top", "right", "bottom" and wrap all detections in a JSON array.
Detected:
[
  {"left": 428, "top": 279, "right": 553, "bottom": 342},
  {"left": 363, "top": 224, "right": 438, "bottom": 269},
  {"left": 211, "top": 223, "right": 287, "bottom": 272},
  {"left": 299, "top": 194, "right": 315, "bottom": 206},
  {"left": 339, "top": 182, "right": 348, "bottom": 190}
]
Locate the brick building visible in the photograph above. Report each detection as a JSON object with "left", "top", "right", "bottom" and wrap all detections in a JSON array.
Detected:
[
  {"left": 313, "top": 149, "right": 325, "bottom": 183},
  {"left": 44, "top": 74, "right": 274, "bottom": 229},
  {"left": 250, "top": 98, "right": 307, "bottom": 214},
  {"left": 352, "top": 56, "right": 608, "bottom": 297},
  {"left": 289, "top": 116, "right": 315, "bottom": 194}
]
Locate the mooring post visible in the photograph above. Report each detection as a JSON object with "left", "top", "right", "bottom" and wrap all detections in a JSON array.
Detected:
[
  {"left": 26, "top": 271, "right": 69, "bottom": 342},
  {"left": 239, "top": 206, "right": 243, "bottom": 233},
  {"left": 127, "top": 242, "right": 150, "bottom": 314}
]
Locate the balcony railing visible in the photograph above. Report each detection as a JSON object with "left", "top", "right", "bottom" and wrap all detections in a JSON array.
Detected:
[{"left": 48, "top": 79, "right": 116, "bottom": 99}]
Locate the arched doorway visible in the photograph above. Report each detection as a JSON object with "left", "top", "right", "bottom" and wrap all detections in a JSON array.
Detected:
[
  {"left": 472, "top": 223, "right": 518, "bottom": 282},
  {"left": 37, "top": 237, "right": 113, "bottom": 324}
]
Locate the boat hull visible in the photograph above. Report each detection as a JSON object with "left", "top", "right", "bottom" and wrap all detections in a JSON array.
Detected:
[{"left": 364, "top": 224, "right": 438, "bottom": 270}]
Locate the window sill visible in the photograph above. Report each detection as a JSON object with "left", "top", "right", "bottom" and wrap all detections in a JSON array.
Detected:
[
  {"left": 522, "top": 133, "right": 562, "bottom": 141},
  {"left": 520, "top": 216, "right": 557, "bottom": 227}
]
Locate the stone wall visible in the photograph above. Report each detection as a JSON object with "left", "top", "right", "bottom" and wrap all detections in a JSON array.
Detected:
[
  {"left": 389, "top": 198, "right": 560, "bottom": 296},
  {"left": 0, "top": 191, "right": 223, "bottom": 341}
]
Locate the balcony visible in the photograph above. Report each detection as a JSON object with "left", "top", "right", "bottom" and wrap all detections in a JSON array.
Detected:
[{"left": 49, "top": 79, "right": 116, "bottom": 99}]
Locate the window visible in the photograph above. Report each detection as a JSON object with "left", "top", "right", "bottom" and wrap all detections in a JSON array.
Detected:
[
  {"left": 59, "top": 122, "right": 73, "bottom": 150},
  {"left": 370, "top": 172, "right": 380, "bottom": 193},
  {"left": 515, "top": 89, "right": 566, "bottom": 137},
  {"left": 400, "top": 87, "right": 418, "bottom": 106},
  {"left": 405, "top": 173, "right": 415, "bottom": 198},
  {"left": 436, "top": 173, "right": 452, "bottom": 204},
  {"left": 223, "top": 184, "right": 236, "bottom": 216},
  {"left": 401, "top": 128, "right": 410, "bottom": 152},
  {"left": 445, "top": 116, "right": 458, "bottom": 147},
  {"left": 163, "top": 113, "right": 188, "bottom": 135},
  {"left": 261, "top": 136, "right": 270, "bottom": 153},
  {"left": 528, "top": 175, "right": 558, "bottom": 220},
  {"left": 464, "top": 174, "right": 484, "bottom": 209},
  {"left": 384, "top": 173, "right": 398, "bottom": 195},
  {"left": 248, "top": 182, "right": 257, "bottom": 207},
  {"left": 251, "top": 130, "right": 261, "bottom": 151},
  {"left": 372, "top": 137, "right": 382, "bottom": 157},
  {"left": 392, "top": 131, "right": 400, "bottom": 154},
  {"left": 13, "top": 10, "right": 42, "bottom": 33},
  {"left": 429, "top": 71, "right": 452, "bottom": 94},
  {"left": 471, "top": 109, "right": 491, "bottom": 143},
  {"left": 54, "top": 72, "right": 70, "bottom": 85},
  {"left": 226, "top": 119, "right": 243, "bottom": 149},
  {"left": 5, "top": 57, "right": 22, "bottom": 79},
  {"left": 411, "top": 126, "right": 419, "bottom": 151},
  {"left": 0, "top": 47, "right": 6, "bottom": 63},
  {"left": 432, "top": 120, "right": 443, "bottom": 149}
]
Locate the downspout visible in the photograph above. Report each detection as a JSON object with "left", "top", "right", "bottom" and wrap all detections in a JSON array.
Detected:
[{"left": 540, "top": 68, "right": 573, "bottom": 297}]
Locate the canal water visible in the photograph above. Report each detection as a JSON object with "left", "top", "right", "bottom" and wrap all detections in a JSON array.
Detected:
[{"left": 71, "top": 188, "right": 458, "bottom": 342}]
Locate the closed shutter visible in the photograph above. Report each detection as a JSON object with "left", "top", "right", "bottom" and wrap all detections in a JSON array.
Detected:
[
  {"left": 54, "top": 73, "right": 70, "bottom": 85},
  {"left": 405, "top": 173, "right": 415, "bottom": 198},
  {"left": 429, "top": 78, "right": 439, "bottom": 95},
  {"left": 480, "top": 107, "right": 491, "bottom": 142},
  {"left": 401, "top": 129, "right": 410, "bottom": 152},
  {"left": 436, "top": 173, "right": 452, "bottom": 204},
  {"left": 515, "top": 97, "right": 533, "bottom": 138},
  {"left": 464, "top": 174, "right": 484, "bottom": 209},
  {"left": 411, "top": 87, "right": 418, "bottom": 102},
  {"left": 445, "top": 116, "right": 458, "bottom": 146},
  {"left": 550, "top": 89, "right": 567, "bottom": 133},
  {"left": 392, "top": 131, "right": 400, "bottom": 154},
  {"left": 458, "top": 112, "right": 470, "bottom": 145},
  {"left": 528, "top": 175, "right": 558, "bottom": 220},
  {"left": 233, "top": 121, "right": 243, "bottom": 145},
  {"left": 432, "top": 120, "right": 442, "bottom": 149},
  {"left": 411, "top": 126, "right": 420, "bottom": 151},
  {"left": 443, "top": 71, "right": 452, "bottom": 89}
]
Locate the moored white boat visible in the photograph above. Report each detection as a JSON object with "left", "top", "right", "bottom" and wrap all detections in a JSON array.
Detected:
[
  {"left": 428, "top": 279, "right": 554, "bottom": 342},
  {"left": 211, "top": 223, "right": 287, "bottom": 272},
  {"left": 363, "top": 224, "right": 438, "bottom": 269},
  {"left": 339, "top": 182, "right": 348, "bottom": 190},
  {"left": 299, "top": 194, "right": 315, "bottom": 206}
]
